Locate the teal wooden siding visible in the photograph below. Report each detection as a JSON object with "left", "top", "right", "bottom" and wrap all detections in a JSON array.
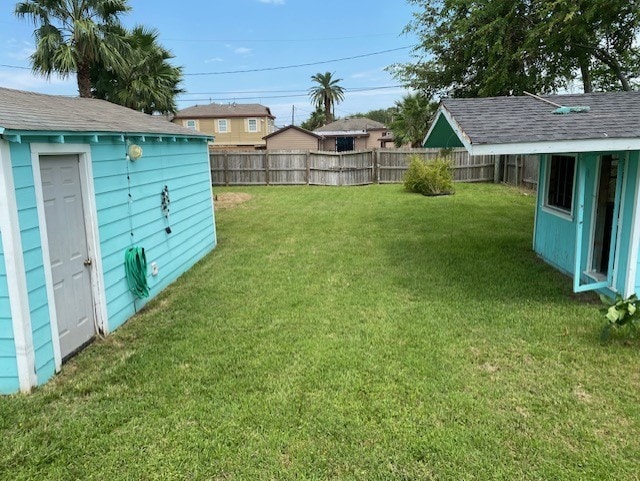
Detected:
[
  {"left": 534, "top": 155, "right": 577, "bottom": 274},
  {"left": 9, "top": 142, "right": 55, "bottom": 385},
  {"left": 90, "top": 139, "right": 216, "bottom": 331},
  {"left": 536, "top": 151, "right": 640, "bottom": 296},
  {"left": 0, "top": 231, "right": 20, "bottom": 394},
  {"left": 1, "top": 135, "right": 214, "bottom": 393}
]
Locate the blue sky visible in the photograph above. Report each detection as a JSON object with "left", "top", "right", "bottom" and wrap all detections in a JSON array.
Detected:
[{"left": 0, "top": 0, "right": 419, "bottom": 127}]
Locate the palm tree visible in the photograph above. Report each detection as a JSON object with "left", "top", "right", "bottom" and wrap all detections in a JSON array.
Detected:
[
  {"left": 300, "top": 108, "right": 326, "bottom": 131},
  {"left": 15, "top": 0, "right": 131, "bottom": 98},
  {"left": 91, "top": 26, "right": 184, "bottom": 114},
  {"left": 390, "top": 93, "right": 437, "bottom": 147},
  {"left": 308, "top": 72, "right": 345, "bottom": 124}
]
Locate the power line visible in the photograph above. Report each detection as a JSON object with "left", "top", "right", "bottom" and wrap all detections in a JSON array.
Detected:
[
  {"left": 166, "top": 32, "right": 399, "bottom": 43},
  {"left": 0, "top": 64, "right": 31, "bottom": 70},
  {"left": 175, "top": 85, "right": 407, "bottom": 103},
  {"left": 185, "top": 46, "right": 412, "bottom": 76},
  {"left": 178, "top": 85, "right": 404, "bottom": 98},
  {"left": 0, "top": 47, "right": 412, "bottom": 77}
]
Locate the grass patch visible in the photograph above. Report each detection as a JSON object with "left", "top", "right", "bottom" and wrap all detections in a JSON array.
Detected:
[{"left": 1, "top": 184, "right": 639, "bottom": 480}]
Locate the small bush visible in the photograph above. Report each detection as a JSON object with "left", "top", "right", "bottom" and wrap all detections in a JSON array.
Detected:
[{"left": 403, "top": 155, "right": 454, "bottom": 196}]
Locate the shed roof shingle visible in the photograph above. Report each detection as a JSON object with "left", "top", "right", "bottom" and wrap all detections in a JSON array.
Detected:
[
  {"left": 441, "top": 91, "right": 640, "bottom": 145},
  {"left": 0, "top": 87, "right": 205, "bottom": 137}
]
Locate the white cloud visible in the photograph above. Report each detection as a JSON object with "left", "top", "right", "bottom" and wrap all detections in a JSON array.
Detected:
[
  {"left": 0, "top": 70, "right": 76, "bottom": 95},
  {"left": 258, "top": 0, "right": 285, "bottom": 4},
  {"left": 234, "top": 47, "right": 252, "bottom": 55},
  {"left": 204, "top": 57, "right": 224, "bottom": 63},
  {"left": 2, "top": 39, "right": 35, "bottom": 62}
]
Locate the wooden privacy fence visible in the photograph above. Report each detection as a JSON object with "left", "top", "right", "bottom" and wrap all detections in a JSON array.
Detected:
[{"left": 210, "top": 148, "right": 537, "bottom": 187}]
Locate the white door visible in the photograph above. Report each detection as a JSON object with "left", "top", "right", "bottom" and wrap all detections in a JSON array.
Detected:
[{"left": 39, "top": 155, "right": 95, "bottom": 359}]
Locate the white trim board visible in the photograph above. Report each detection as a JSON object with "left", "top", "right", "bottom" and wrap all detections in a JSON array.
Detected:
[
  {"left": 626, "top": 158, "right": 640, "bottom": 297},
  {"left": 467, "top": 138, "right": 640, "bottom": 157},
  {"left": 30, "top": 143, "right": 109, "bottom": 373},
  {"left": 0, "top": 140, "right": 37, "bottom": 392}
]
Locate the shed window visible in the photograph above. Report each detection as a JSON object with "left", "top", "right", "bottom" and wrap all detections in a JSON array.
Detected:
[
  {"left": 217, "top": 119, "right": 228, "bottom": 133},
  {"left": 546, "top": 154, "right": 576, "bottom": 213}
]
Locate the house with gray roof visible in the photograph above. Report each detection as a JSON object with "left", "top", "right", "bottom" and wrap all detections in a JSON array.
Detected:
[
  {"left": 423, "top": 91, "right": 640, "bottom": 297},
  {"left": 172, "top": 103, "right": 276, "bottom": 150},
  {"left": 0, "top": 87, "right": 217, "bottom": 394},
  {"left": 314, "top": 117, "right": 389, "bottom": 151}
]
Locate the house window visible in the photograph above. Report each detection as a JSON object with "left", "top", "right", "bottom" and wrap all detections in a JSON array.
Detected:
[
  {"left": 217, "top": 119, "right": 228, "bottom": 133},
  {"left": 185, "top": 120, "right": 197, "bottom": 130},
  {"left": 247, "top": 118, "right": 258, "bottom": 132},
  {"left": 546, "top": 154, "right": 576, "bottom": 214},
  {"left": 336, "top": 137, "right": 355, "bottom": 152}
]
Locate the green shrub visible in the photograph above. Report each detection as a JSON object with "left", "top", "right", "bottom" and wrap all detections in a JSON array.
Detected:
[
  {"left": 403, "top": 155, "right": 454, "bottom": 196},
  {"left": 600, "top": 293, "right": 640, "bottom": 341}
]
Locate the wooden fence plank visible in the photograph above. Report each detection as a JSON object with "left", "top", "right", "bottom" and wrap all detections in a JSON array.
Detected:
[{"left": 209, "top": 148, "right": 536, "bottom": 187}]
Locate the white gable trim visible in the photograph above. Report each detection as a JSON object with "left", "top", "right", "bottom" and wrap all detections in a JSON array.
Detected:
[
  {"left": 0, "top": 140, "right": 37, "bottom": 392},
  {"left": 626, "top": 158, "right": 640, "bottom": 297},
  {"left": 423, "top": 108, "right": 474, "bottom": 152}
]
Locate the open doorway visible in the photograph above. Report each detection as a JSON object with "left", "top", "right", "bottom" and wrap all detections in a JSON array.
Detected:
[{"left": 590, "top": 154, "right": 619, "bottom": 280}]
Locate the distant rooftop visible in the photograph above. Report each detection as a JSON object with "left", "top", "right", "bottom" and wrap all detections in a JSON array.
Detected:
[
  {"left": 314, "top": 117, "right": 387, "bottom": 133},
  {"left": 174, "top": 103, "right": 275, "bottom": 120}
]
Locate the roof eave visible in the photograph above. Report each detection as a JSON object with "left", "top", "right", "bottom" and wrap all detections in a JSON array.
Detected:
[
  {"left": 469, "top": 138, "right": 640, "bottom": 156},
  {"left": 0, "top": 129, "right": 212, "bottom": 144}
]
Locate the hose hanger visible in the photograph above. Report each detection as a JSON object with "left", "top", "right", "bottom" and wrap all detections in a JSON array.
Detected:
[{"left": 161, "top": 185, "right": 172, "bottom": 234}]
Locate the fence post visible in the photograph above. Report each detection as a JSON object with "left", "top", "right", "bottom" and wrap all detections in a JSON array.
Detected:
[
  {"left": 373, "top": 149, "right": 379, "bottom": 184},
  {"left": 306, "top": 150, "right": 310, "bottom": 185},
  {"left": 223, "top": 151, "right": 229, "bottom": 186},
  {"left": 493, "top": 155, "right": 500, "bottom": 184},
  {"left": 265, "top": 152, "right": 270, "bottom": 186}
]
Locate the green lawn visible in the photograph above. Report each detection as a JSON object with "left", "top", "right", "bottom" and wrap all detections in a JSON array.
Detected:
[{"left": 2, "top": 184, "right": 639, "bottom": 480}]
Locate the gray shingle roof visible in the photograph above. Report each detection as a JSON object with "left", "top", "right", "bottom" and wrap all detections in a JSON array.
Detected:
[
  {"left": 0, "top": 87, "right": 205, "bottom": 137},
  {"left": 314, "top": 117, "right": 387, "bottom": 133},
  {"left": 173, "top": 103, "right": 274, "bottom": 119},
  {"left": 442, "top": 91, "right": 640, "bottom": 145},
  {"left": 263, "top": 124, "right": 321, "bottom": 140}
]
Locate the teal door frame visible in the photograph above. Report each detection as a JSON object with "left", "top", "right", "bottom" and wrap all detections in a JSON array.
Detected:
[{"left": 573, "top": 153, "right": 625, "bottom": 292}]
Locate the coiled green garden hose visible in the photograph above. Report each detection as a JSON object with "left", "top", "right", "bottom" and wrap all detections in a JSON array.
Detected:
[{"left": 125, "top": 246, "right": 150, "bottom": 298}]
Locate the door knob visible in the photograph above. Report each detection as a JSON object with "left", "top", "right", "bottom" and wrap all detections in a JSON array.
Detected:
[{"left": 83, "top": 258, "right": 92, "bottom": 266}]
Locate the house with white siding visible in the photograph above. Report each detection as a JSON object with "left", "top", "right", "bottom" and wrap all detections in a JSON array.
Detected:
[{"left": 0, "top": 87, "right": 217, "bottom": 394}]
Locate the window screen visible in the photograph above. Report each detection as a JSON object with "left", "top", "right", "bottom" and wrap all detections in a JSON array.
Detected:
[{"left": 547, "top": 154, "right": 576, "bottom": 213}]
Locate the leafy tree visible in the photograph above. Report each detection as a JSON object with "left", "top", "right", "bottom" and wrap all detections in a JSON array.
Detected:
[
  {"left": 15, "top": 0, "right": 131, "bottom": 98},
  {"left": 91, "top": 26, "right": 183, "bottom": 114},
  {"left": 300, "top": 108, "right": 326, "bottom": 131},
  {"left": 392, "top": 0, "right": 640, "bottom": 98},
  {"left": 390, "top": 93, "right": 437, "bottom": 147},
  {"left": 350, "top": 107, "right": 398, "bottom": 126},
  {"left": 533, "top": 0, "right": 640, "bottom": 92},
  {"left": 308, "top": 72, "right": 345, "bottom": 124}
]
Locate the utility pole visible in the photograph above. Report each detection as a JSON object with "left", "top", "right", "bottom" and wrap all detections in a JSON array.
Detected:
[{"left": 291, "top": 105, "right": 295, "bottom": 125}]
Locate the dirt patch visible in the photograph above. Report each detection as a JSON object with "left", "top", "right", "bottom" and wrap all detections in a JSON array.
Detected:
[{"left": 214, "top": 192, "right": 252, "bottom": 209}]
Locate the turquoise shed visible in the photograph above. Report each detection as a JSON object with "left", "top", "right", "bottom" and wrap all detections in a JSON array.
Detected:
[
  {"left": 0, "top": 87, "right": 216, "bottom": 394},
  {"left": 423, "top": 91, "right": 640, "bottom": 297}
]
